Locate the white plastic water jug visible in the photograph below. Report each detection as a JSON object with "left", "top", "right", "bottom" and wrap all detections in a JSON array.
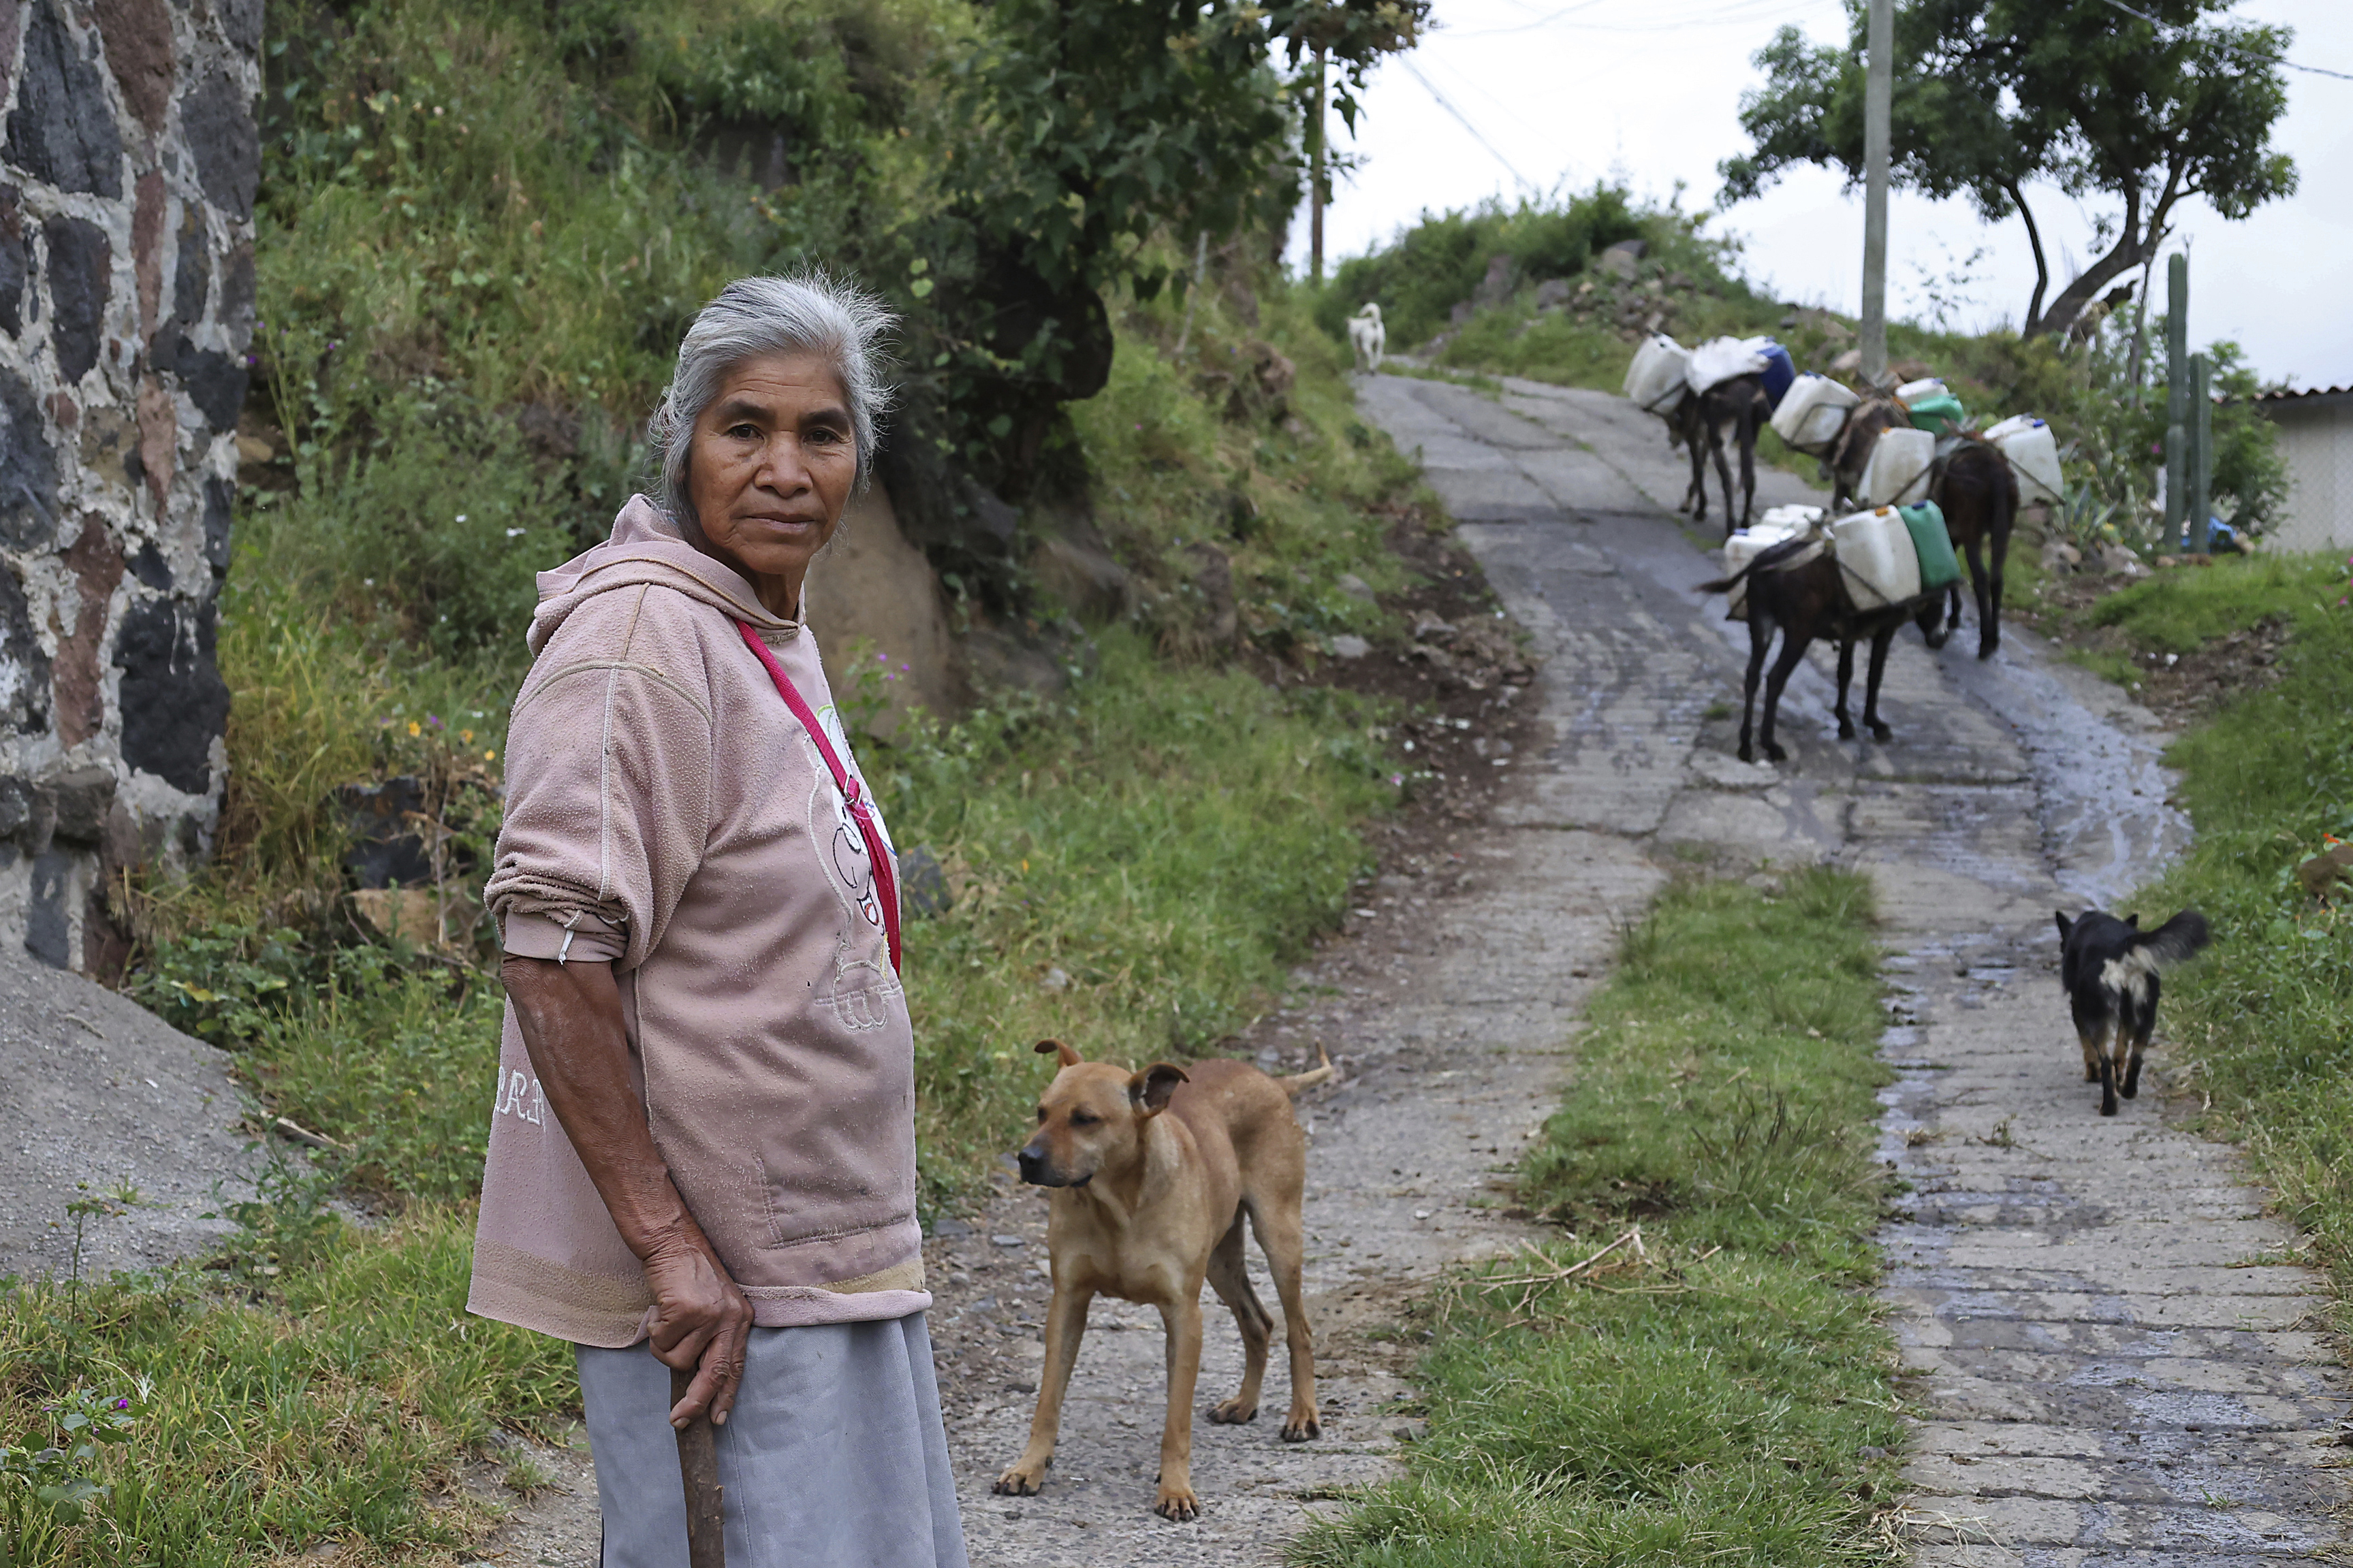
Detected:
[
  {"left": 1983, "top": 414, "right": 2066, "bottom": 506},
  {"left": 1859, "top": 426, "right": 1936, "bottom": 507},
  {"left": 1720, "top": 509, "right": 1820, "bottom": 618},
  {"left": 1756, "top": 504, "right": 1825, "bottom": 532},
  {"left": 1831, "top": 507, "right": 1923, "bottom": 610},
  {"left": 1624, "top": 334, "right": 1690, "bottom": 413},
  {"left": 1895, "top": 377, "right": 1949, "bottom": 405},
  {"left": 1769, "top": 375, "right": 1859, "bottom": 454}
]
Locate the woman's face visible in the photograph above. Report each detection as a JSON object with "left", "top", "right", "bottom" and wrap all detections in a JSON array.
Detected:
[{"left": 682, "top": 351, "right": 858, "bottom": 615}]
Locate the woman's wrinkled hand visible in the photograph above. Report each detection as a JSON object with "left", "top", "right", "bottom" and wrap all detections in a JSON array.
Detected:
[{"left": 642, "top": 1228, "right": 755, "bottom": 1428}]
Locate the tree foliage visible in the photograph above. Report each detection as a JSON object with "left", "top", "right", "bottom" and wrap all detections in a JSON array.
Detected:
[
  {"left": 1721, "top": 0, "right": 2296, "bottom": 339},
  {"left": 923, "top": 0, "right": 1425, "bottom": 500}
]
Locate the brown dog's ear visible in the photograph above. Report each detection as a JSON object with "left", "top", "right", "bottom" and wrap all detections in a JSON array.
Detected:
[
  {"left": 1128, "top": 1063, "right": 1190, "bottom": 1117},
  {"left": 1034, "top": 1040, "right": 1082, "bottom": 1068}
]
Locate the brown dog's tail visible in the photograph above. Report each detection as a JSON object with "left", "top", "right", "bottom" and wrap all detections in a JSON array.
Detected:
[{"left": 1278, "top": 1044, "right": 1336, "bottom": 1097}]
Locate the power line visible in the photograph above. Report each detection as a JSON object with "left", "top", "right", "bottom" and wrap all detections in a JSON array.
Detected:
[
  {"left": 1449, "top": 0, "right": 1822, "bottom": 39},
  {"left": 1395, "top": 57, "right": 1542, "bottom": 195},
  {"left": 2095, "top": 0, "right": 2353, "bottom": 82}
]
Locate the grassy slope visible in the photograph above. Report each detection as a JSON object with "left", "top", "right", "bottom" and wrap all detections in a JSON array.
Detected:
[
  {"left": 1297, "top": 869, "right": 1903, "bottom": 1567},
  {"left": 2080, "top": 557, "right": 2353, "bottom": 1330}
]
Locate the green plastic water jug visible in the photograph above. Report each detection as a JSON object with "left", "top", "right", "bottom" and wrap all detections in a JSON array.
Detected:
[
  {"left": 1904, "top": 393, "right": 1968, "bottom": 438},
  {"left": 1899, "top": 500, "right": 1962, "bottom": 592}
]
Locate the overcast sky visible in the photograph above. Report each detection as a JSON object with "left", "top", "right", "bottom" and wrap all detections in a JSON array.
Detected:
[{"left": 1289, "top": 0, "right": 2353, "bottom": 389}]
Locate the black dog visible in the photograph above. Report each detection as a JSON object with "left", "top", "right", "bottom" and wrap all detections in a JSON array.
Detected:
[{"left": 2054, "top": 908, "right": 2212, "bottom": 1116}]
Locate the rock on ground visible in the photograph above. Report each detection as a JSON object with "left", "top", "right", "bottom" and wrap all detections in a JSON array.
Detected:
[{"left": 0, "top": 944, "right": 257, "bottom": 1281}]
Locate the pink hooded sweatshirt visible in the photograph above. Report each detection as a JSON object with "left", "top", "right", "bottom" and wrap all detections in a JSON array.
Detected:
[{"left": 469, "top": 496, "right": 926, "bottom": 1347}]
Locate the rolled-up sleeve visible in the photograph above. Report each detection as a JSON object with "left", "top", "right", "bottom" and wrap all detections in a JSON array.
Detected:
[
  {"left": 484, "top": 586, "right": 716, "bottom": 973},
  {"left": 501, "top": 909, "right": 629, "bottom": 963}
]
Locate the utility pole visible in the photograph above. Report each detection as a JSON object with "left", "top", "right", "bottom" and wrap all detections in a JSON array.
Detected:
[
  {"left": 1858, "top": 0, "right": 1893, "bottom": 385},
  {"left": 2164, "top": 253, "right": 2188, "bottom": 549},
  {"left": 1308, "top": 44, "right": 1327, "bottom": 287}
]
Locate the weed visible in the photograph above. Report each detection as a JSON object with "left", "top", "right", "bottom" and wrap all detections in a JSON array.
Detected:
[
  {"left": 499, "top": 1450, "right": 560, "bottom": 1499},
  {"left": 1975, "top": 1117, "right": 2019, "bottom": 1149}
]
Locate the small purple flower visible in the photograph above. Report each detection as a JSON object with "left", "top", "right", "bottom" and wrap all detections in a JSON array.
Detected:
[
  {"left": 114, "top": 1398, "right": 130, "bottom": 1409},
  {"left": 1390, "top": 772, "right": 1404, "bottom": 786},
  {"left": 426, "top": 714, "right": 444, "bottom": 730}
]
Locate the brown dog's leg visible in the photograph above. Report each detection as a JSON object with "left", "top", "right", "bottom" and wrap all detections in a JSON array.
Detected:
[
  {"left": 1205, "top": 1216, "right": 1274, "bottom": 1426},
  {"left": 994, "top": 1284, "right": 1093, "bottom": 1498},
  {"left": 1152, "top": 1291, "right": 1206, "bottom": 1521},
  {"left": 1250, "top": 1204, "right": 1321, "bottom": 1441},
  {"left": 2077, "top": 1022, "right": 2102, "bottom": 1083}
]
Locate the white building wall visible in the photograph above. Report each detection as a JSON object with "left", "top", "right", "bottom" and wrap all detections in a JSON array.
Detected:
[{"left": 2265, "top": 398, "right": 2353, "bottom": 555}]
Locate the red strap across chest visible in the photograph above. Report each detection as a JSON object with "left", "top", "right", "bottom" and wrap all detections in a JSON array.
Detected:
[{"left": 735, "top": 620, "right": 902, "bottom": 974}]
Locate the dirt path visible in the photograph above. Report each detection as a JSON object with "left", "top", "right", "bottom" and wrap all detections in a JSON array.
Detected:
[{"left": 494, "top": 372, "right": 2347, "bottom": 1564}]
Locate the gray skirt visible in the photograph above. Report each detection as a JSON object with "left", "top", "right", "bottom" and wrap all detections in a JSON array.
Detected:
[{"left": 577, "top": 1313, "right": 968, "bottom": 1568}]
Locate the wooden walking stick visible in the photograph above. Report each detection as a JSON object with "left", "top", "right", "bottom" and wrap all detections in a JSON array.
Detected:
[{"left": 671, "top": 1366, "right": 727, "bottom": 1568}]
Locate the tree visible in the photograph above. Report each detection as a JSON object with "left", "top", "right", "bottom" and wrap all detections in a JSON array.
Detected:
[
  {"left": 928, "top": 0, "right": 1424, "bottom": 497},
  {"left": 1720, "top": 0, "right": 2297, "bottom": 340}
]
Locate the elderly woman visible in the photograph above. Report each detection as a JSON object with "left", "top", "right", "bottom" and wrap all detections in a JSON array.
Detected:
[{"left": 469, "top": 275, "right": 967, "bottom": 1567}]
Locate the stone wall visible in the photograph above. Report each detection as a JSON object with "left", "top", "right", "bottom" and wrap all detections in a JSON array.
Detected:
[{"left": 0, "top": 0, "right": 258, "bottom": 970}]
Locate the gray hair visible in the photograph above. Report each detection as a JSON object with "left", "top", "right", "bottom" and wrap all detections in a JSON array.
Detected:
[{"left": 646, "top": 273, "right": 896, "bottom": 528}]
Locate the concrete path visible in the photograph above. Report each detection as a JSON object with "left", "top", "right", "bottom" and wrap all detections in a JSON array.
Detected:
[{"left": 1365, "top": 370, "right": 2350, "bottom": 1568}]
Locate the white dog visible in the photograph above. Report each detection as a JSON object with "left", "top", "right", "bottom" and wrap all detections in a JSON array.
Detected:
[{"left": 1347, "top": 302, "right": 1385, "bottom": 371}]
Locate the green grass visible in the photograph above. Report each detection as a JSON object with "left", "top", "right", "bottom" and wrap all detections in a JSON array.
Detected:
[
  {"left": 2088, "top": 553, "right": 2346, "bottom": 654},
  {"left": 1434, "top": 309, "right": 1631, "bottom": 389},
  {"left": 1295, "top": 869, "right": 1904, "bottom": 1568},
  {"left": 0, "top": 1201, "right": 572, "bottom": 1565},
  {"left": 2109, "top": 558, "right": 2353, "bottom": 1332},
  {"left": 881, "top": 632, "right": 1394, "bottom": 1202}
]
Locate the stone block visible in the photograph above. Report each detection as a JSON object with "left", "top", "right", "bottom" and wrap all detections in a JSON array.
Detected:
[
  {"left": 3, "top": 1, "right": 124, "bottom": 197},
  {"left": 180, "top": 67, "right": 259, "bottom": 219},
  {"left": 93, "top": 0, "right": 175, "bottom": 133},
  {"left": 115, "top": 595, "right": 230, "bottom": 794},
  {"left": 0, "top": 364, "right": 57, "bottom": 549},
  {"left": 0, "top": 186, "right": 23, "bottom": 334}
]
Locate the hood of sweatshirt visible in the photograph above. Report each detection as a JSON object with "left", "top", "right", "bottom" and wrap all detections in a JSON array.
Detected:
[{"left": 526, "top": 494, "right": 803, "bottom": 655}]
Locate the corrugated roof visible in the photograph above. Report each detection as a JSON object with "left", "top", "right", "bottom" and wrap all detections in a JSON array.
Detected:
[{"left": 2256, "top": 384, "right": 2353, "bottom": 402}]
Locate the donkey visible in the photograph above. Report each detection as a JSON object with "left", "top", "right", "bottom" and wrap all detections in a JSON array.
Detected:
[
  {"left": 1698, "top": 540, "right": 1947, "bottom": 765},
  {"left": 1822, "top": 391, "right": 1914, "bottom": 512},
  {"left": 1929, "top": 434, "right": 2019, "bottom": 660},
  {"left": 1671, "top": 373, "right": 1771, "bottom": 536}
]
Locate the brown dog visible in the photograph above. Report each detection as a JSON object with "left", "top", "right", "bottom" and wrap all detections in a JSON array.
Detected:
[{"left": 993, "top": 1039, "right": 1333, "bottom": 1520}]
